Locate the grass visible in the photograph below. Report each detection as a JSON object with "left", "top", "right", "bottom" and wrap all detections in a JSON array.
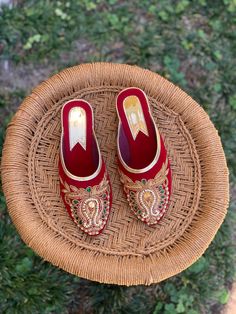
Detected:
[{"left": 0, "top": 0, "right": 236, "bottom": 313}]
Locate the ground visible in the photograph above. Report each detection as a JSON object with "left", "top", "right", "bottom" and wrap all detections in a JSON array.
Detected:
[{"left": 0, "top": 1, "right": 236, "bottom": 313}]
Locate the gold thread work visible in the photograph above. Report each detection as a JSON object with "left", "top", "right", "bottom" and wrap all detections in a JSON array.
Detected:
[
  {"left": 1, "top": 62, "right": 229, "bottom": 286},
  {"left": 119, "top": 159, "right": 170, "bottom": 224},
  {"left": 60, "top": 174, "right": 110, "bottom": 235}
]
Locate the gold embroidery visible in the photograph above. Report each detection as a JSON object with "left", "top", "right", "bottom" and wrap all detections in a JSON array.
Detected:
[
  {"left": 119, "top": 159, "right": 170, "bottom": 225},
  {"left": 60, "top": 174, "right": 110, "bottom": 235}
]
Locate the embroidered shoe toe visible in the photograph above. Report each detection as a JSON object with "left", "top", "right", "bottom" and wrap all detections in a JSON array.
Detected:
[
  {"left": 59, "top": 99, "right": 112, "bottom": 235},
  {"left": 116, "top": 87, "right": 172, "bottom": 225}
]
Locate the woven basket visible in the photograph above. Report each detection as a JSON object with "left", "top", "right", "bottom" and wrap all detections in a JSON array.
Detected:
[{"left": 1, "top": 62, "right": 229, "bottom": 286}]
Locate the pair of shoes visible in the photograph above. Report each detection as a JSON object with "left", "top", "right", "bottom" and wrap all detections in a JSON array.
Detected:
[{"left": 59, "top": 87, "right": 172, "bottom": 236}]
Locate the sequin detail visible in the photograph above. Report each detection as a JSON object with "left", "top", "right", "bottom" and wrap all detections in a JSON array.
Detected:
[
  {"left": 60, "top": 174, "right": 110, "bottom": 235},
  {"left": 119, "top": 159, "right": 170, "bottom": 225}
]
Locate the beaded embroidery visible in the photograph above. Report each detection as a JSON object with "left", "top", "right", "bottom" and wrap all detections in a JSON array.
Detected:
[
  {"left": 60, "top": 174, "right": 110, "bottom": 235},
  {"left": 119, "top": 159, "right": 169, "bottom": 225}
]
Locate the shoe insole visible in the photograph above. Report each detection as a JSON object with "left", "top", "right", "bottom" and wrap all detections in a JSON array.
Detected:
[
  {"left": 118, "top": 92, "right": 157, "bottom": 169},
  {"left": 62, "top": 101, "right": 99, "bottom": 177}
]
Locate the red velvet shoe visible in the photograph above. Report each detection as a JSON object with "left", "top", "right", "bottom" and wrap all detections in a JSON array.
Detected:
[
  {"left": 59, "top": 99, "right": 112, "bottom": 236},
  {"left": 116, "top": 87, "right": 172, "bottom": 225}
]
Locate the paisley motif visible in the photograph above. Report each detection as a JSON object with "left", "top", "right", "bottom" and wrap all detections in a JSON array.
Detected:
[
  {"left": 60, "top": 174, "right": 110, "bottom": 235},
  {"left": 120, "top": 159, "right": 170, "bottom": 225},
  {"left": 80, "top": 197, "right": 102, "bottom": 228},
  {"left": 137, "top": 189, "right": 159, "bottom": 218}
]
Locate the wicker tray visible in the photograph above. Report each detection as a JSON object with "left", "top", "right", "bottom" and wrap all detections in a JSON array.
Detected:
[{"left": 1, "top": 62, "right": 229, "bottom": 285}]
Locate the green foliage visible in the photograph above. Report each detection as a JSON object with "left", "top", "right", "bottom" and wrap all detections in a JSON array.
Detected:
[
  {"left": 0, "top": 0, "right": 236, "bottom": 313},
  {"left": 217, "top": 289, "right": 230, "bottom": 305},
  {"left": 0, "top": 101, "right": 81, "bottom": 314},
  {"left": 163, "top": 55, "right": 187, "bottom": 87},
  {"left": 0, "top": 89, "right": 26, "bottom": 109}
]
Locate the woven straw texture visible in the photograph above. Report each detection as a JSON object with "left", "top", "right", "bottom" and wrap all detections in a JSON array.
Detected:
[{"left": 1, "top": 62, "right": 229, "bottom": 286}]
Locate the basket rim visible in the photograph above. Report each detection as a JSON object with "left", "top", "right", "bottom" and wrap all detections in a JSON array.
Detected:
[{"left": 1, "top": 62, "right": 229, "bottom": 285}]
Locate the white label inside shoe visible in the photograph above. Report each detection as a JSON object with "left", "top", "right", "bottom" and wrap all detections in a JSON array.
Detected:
[{"left": 69, "top": 107, "right": 87, "bottom": 151}]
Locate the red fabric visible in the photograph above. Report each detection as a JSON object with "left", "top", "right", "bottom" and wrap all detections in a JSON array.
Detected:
[
  {"left": 59, "top": 100, "right": 112, "bottom": 235},
  {"left": 117, "top": 87, "right": 172, "bottom": 223},
  {"left": 118, "top": 136, "right": 172, "bottom": 193},
  {"left": 62, "top": 100, "right": 98, "bottom": 177},
  {"left": 117, "top": 87, "right": 157, "bottom": 169},
  {"left": 59, "top": 158, "right": 112, "bottom": 230}
]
